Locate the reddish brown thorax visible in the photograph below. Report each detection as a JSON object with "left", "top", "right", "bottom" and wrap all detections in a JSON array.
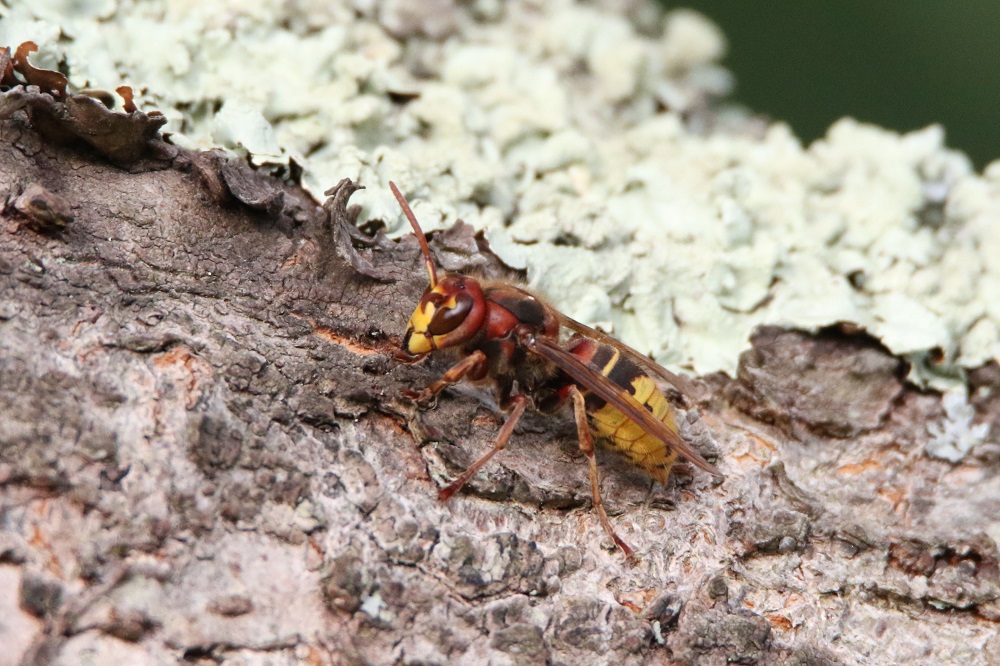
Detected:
[{"left": 387, "top": 180, "right": 720, "bottom": 561}]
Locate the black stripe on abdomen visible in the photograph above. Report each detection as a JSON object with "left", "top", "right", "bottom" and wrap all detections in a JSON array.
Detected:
[{"left": 606, "top": 355, "right": 642, "bottom": 398}]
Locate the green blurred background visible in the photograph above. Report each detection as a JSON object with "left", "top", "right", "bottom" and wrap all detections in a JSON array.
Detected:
[{"left": 678, "top": 3, "right": 999, "bottom": 169}]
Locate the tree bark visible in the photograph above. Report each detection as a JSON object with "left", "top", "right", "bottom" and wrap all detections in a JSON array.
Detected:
[{"left": 1, "top": 81, "right": 999, "bottom": 666}]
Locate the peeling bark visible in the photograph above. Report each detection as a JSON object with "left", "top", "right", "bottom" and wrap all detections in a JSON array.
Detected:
[{"left": 1, "top": 81, "right": 999, "bottom": 666}]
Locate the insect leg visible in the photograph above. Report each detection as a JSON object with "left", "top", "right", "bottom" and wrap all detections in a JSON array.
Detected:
[
  {"left": 438, "top": 394, "right": 529, "bottom": 501},
  {"left": 405, "top": 350, "right": 487, "bottom": 404},
  {"left": 568, "top": 385, "right": 636, "bottom": 560}
]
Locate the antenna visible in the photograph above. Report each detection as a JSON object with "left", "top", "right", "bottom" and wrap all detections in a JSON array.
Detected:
[{"left": 389, "top": 181, "right": 438, "bottom": 288}]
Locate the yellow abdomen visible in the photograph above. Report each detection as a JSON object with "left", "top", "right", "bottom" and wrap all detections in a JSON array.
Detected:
[{"left": 585, "top": 349, "right": 679, "bottom": 483}]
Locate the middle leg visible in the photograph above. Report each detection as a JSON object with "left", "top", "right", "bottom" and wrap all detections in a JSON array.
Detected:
[{"left": 438, "top": 394, "right": 529, "bottom": 501}]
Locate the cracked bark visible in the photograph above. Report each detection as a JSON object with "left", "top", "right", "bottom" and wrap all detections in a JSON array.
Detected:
[{"left": 1, "top": 85, "right": 999, "bottom": 666}]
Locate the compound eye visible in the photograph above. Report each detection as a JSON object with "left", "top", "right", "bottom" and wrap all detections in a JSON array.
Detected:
[{"left": 427, "top": 291, "right": 473, "bottom": 336}]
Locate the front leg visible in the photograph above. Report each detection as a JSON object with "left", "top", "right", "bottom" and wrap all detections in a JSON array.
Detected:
[{"left": 404, "top": 350, "right": 487, "bottom": 405}]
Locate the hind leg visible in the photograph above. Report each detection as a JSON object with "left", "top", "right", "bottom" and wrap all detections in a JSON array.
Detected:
[{"left": 568, "top": 386, "right": 635, "bottom": 560}]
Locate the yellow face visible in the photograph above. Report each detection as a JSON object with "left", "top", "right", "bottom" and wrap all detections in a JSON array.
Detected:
[
  {"left": 401, "top": 276, "right": 484, "bottom": 357},
  {"left": 403, "top": 289, "right": 452, "bottom": 355}
]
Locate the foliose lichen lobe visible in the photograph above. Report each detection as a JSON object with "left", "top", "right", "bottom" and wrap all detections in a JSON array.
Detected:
[{"left": 6, "top": 1, "right": 995, "bottom": 389}]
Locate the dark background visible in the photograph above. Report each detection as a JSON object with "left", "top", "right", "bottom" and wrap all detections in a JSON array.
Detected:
[{"left": 678, "top": 3, "right": 999, "bottom": 170}]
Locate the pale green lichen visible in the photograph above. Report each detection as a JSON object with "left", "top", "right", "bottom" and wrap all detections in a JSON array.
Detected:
[
  {"left": 2, "top": 0, "right": 997, "bottom": 395},
  {"left": 927, "top": 390, "right": 990, "bottom": 462}
]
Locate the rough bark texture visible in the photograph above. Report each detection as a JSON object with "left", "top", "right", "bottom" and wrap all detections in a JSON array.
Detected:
[{"left": 1, "top": 85, "right": 1000, "bottom": 666}]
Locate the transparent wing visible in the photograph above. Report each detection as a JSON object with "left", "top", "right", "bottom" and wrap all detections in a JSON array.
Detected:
[
  {"left": 556, "top": 314, "right": 700, "bottom": 401},
  {"left": 525, "top": 334, "right": 722, "bottom": 478}
]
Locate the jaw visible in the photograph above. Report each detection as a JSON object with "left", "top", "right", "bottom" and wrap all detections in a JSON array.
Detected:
[
  {"left": 401, "top": 324, "right": 436, "bottom": 357},
  {"left": 394, "top": 347, "right": 428, "bottom": 363}
]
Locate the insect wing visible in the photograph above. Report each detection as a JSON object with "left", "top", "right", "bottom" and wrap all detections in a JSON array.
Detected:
[
  {"left": 526, "top": 335, "right": 721, "bottom": 478},
  {"left": 557, "top": 314, "right": 699, "bottom": 400}
]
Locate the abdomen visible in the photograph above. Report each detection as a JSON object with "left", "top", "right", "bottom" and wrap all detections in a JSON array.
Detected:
[{"left": 568, "top": 339, "right": 680, "bottom": 483}]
